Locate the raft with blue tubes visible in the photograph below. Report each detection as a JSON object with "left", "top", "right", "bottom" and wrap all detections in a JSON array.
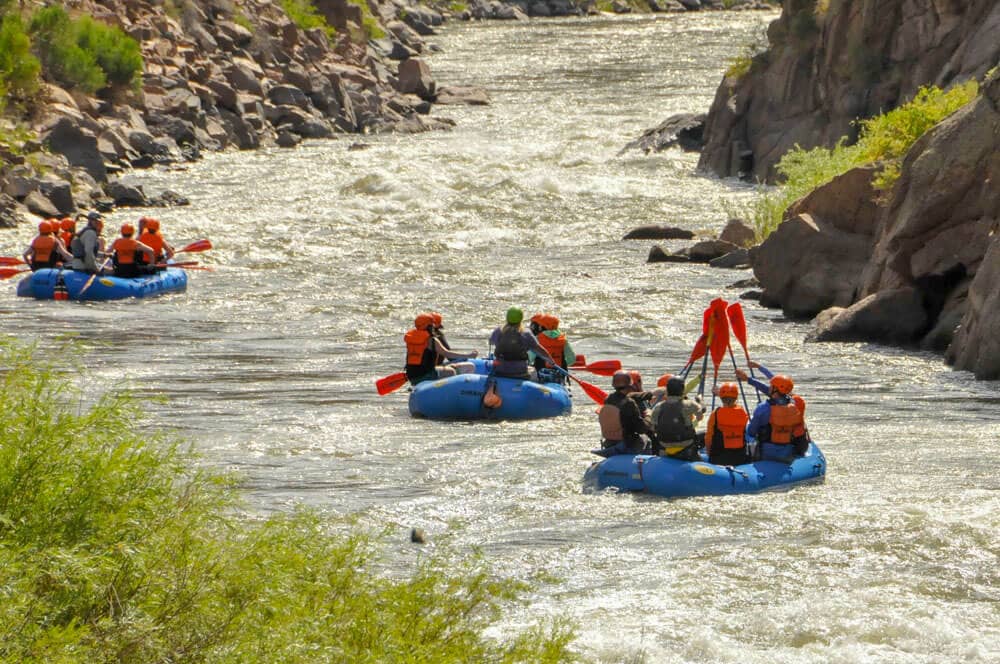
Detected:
[
  {"left": 582, "top": 442, "right": 826, "bottom": 497},
  {"left": 17, "top": 267, "right": 187, "bottom": 301},
  {"left": 408, "top": 358, "right": 573, "bottom": 420}
]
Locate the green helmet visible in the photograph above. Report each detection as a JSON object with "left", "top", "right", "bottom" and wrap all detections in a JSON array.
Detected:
[{"left": 506, "top": 307, "right": 523, "bottom": 324}]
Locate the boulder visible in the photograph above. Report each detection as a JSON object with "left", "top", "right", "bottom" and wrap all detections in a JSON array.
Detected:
[
  {"left": 718, "top": 218, "right": 756, "bottom": 247},
  {"left": 807, "top": 288, "right": 928, "bottom": 345},
  {"left": 434, "top": 86, "right": 491, "bottom": 106},
  {"left": 947, "top": 235, "right": 1000, "bottom": 379},
  {"left": 688, "top": 239, "right": 739, "bottom": 263},
  {"left": 23, "top": 190, "right": 62, "bottom": 218},
  {"left": 623, "top": 225, "right": 695, "bottom": 240},
  {"left": 752, "top": 213, "right": 872, "bottom": 318},
  {"left": 268, "top": 84, "right": 311, "bottom": 108},
  {"left": 647, "top": 246, "right": 690, "bottom": 263},
  {"left": 787, "top": 166, "right": 881, "bottom": 237},
  {"left": 621, "top": 113, "right": 707, "bottom": 154},
  {"left": 709, "top": 248, "right": 751, "bottom": 269},
  {"left": 106, "top": 180, "right": 150, "bottom": 207},
  {"left": 37, "top": 177, "right": 75, "bottom": 215},
  {"left": 276, "top": 129, "right": 302, "bottom": 148},
  {"left": 147, "top": 189, "right": 191, "bottom": 207},
  {"left": 396, "top": 58, "right": 436, "bottom": 100},
  {"left": 0, "top": 194, "right": 21, "bottom": 228},
  {"left": 40, "top": 117, "right": 107, "bottom": 182}
]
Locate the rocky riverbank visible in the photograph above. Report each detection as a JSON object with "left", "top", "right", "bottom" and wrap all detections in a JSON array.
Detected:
[
  {"left": 0, "top": 0, "right": 487, "bottom": 226},
  {"left": 691, "top": 0, "right": 1000, "bottom": 380}
]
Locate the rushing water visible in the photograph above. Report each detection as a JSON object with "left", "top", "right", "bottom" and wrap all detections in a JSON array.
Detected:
[{"left": 3, "top": 12, "right": 999, "bottom": 663}]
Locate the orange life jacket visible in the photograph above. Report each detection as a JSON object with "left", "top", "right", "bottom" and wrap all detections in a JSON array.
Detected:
[
  {"left": 710, "top": 406, "right": 749, "bottom": 451},
  {"left": 31, "top": 235, "right": 56, "bottom": 263},
  {"left": 111, "top": 237, "right": 139, "bottom": 264},
  {"left": 536, "top": 331, "right": 567, "bottom": 368},
  {"left": 768, "top": 402, "right": 804, "bottom": 444},
  {"left": 59, "top": 231, "right": 73, "bottom": 249},
  {"left": 139, "top": 231, "right": 165, "bottom": 262},
  {"left": 404, "top": 329, "right": 432, "bottom": 367}
]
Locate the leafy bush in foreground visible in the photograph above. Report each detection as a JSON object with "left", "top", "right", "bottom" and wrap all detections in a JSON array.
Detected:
[
  {"left": 0, "top": 340, "right": 576, "bottom": 662},
  {"left": 732, "top": 82, "right": 980, "bottom": 241}
]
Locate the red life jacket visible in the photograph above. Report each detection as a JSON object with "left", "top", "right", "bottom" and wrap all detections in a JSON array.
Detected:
[
  {"left": 711, "top": 406, "right": 749, "bottom": 450},
  {"left": 111, "top": 237, "right": 139, "bottom": 264},
  {"left": 536, "top": 331, "right": 567, "bottom": 368},
  {"left": 59, "top": 231, "right": 73, "bottom": 250},
  {"left": 768, "top": 402, "right": 804, "bottom": 444},
  {"left": 31, "top": 235, "right": 56, "bottom": 264}
]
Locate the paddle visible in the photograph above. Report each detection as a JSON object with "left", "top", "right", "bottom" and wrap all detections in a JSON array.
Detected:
[
  {"left": 0, "top": 267, "right": 28, "bottom": 280},
  {"left": 568, "top": 359, "right": 622, "bottom": 376},
  {"left": 78, "top": 256, "right": 113, "bottom": 297},
  {"left": 0, "top": 257, "right": 26, "bottom": 266},
  {"left": 707, "top": 298, "right": 730, "bottom": 409},
  {"left": 553, "top": 366, "right": 607, "bottom": 405},
  {"left": 727, "top": 343, "right": 751, "bottom": 413},
  {"left": 726, "top": 301, "right": 761, "bottom": 403},
  {"left": 376, "top": 371, "right": 409, "bottom": 396},
  {"left": 175, "top": 239, "right": 213, "bottom": 254}
]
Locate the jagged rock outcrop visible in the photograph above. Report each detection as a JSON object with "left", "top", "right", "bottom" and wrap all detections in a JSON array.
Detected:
[
  {"left": 620, "top": 113, "right": 706, "bottom": 154},
  {"left": 699, "top": 0, "right": 1000, "bottom": 182},
  {"left": 757, "top": 70, "right": 1000, "bottom": 378}
]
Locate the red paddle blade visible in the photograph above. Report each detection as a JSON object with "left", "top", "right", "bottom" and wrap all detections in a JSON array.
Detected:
[
  {"left": 709, "top": 299, "right": 730, "bottom": 369},
  {"left": 0, "top": 267, "right": 27, "bottom": 279},
  {"left": 176, "top": 239, "right": 213, "bottom": 254},
  {"left": 376, "top": 372, "right": 408, "bottom": 395},
  {"left": 569, "top": 373, "right": 607, "bottom": 404},
  {"left": 572, "top": 354, "right": 587, "bottom": 367},
  {"left": 583, "top": 359, "right": 622, "bottom": 376},
  {"left": 727, "top": 302, "right": 748, "bottom": 351},
  {"left": 0, "top": 257, "right": 26, "bottom": 266},
  {"left": 685, "top": 335, "right": 707, "bottom": 368}
]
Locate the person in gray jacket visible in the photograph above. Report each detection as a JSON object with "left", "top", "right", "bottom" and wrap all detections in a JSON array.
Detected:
[
  {"left": 70, "top": 212, "right": 107, "bottom": 273},
  {"left": 650, "top": 377, "right": 705, "bottom": 459}
]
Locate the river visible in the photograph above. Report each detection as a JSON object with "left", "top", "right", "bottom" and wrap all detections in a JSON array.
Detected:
[{"left": 2, "top": 11, "right": 998, "bottom": 663}]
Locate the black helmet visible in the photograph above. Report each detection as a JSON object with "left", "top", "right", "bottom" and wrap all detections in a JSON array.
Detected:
[{"left": 666, "top": 377, "right": 685, "bottom": 396}]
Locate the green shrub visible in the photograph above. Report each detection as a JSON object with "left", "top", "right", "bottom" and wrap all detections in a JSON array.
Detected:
[
  {"left": 731, "top": 82, "right": 979, "bottom": 241},
  {"left": 0, "top": 12, "right": 41, "bottom": 108},
  {"left": 28, "top": 6, "right": 142, "bottom": 94},
  {"left": 725, "top": 54, "right": 752, "bottom": 80},
  {"left": 0, "top": 340, "right": 577, "bottom": 662},
  {"left": 281, "top": 0, "right": 335, "bottom": 39}
]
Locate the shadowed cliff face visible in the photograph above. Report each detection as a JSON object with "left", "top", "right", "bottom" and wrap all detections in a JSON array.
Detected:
[
  {"left": 750, "top": 70, "right": 1000, "bottom": 379},
  {"left": 698, "top": 0, "right": 1000, "bottom": 182}
]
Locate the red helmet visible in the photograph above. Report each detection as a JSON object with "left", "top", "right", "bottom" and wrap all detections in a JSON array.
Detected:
[
  {"left": 719, "top": 382, "right": 739, "bottom": 399},
  {"left": 38, "top": 220, "right": 53, "bottom": 234},
  {"left": 628, "top": 370, "right": 642, "bottom": 390},
  {"left": 120, "top": 223, "right": 135, "bottom": 236},
  {"left": 657, "top": 373, "right": 673, "bottom": 388},
  {"left": 430, "top": 312, "right": 443, "bottom": 327},
  {"left": 414, "top": 313, "right": 434, "bottom": 330},
  {"left": 770, "top": 375, "right": 794, "bottom": 395},
  {"left": 60, "top": 217, "right": 75, "bottom": 231},
  {"left": 530, "top": 313, "right": 546, "bottom": 325},
  {"left": 542, "top": 314, "right": 560, "bottom": 330},
  {"left": 611, "top": 370, "right": 632, "bottom": 389},
  {"left": 145, "top": 218, "right": 160, "bottom": 231}
]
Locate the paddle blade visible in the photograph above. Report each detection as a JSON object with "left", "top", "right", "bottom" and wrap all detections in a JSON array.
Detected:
[
  {"left": 583, "top": 359, "right": 622, "bottom": 376},
  {"left": 376, "top": 371, "right": 408, "bottom": 395},
  {"left": 569, "top": 373, "right": 607, "bottom": 405},
  {"left": 709, "top": 299, "right": 730, "bottom": 369},
  {"left": 176, "top": 239, "right": 213, "bottom": 254},
  {"left": 685, "top": 335, "right": 707, "bottom": 368},
  {"left": 572, "top": 354, "right": 587, "bottom": 367},
  {"left": 0, "top": 267, "right": 27, "bottom": 280},
  {"left": 727, "top": 302, "right": 748, "bottom": 351},
  {"left": 0, "top": 257, "right": 25, "bottom": 266}
]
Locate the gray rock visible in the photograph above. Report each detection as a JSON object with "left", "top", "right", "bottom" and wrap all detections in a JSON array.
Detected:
[
  {"left": 0, "top": 193, "right": 22, "bottom": 228},
  {"left": 24, "top": 190, "right": 62, "bottom": 218},
  {"left": 623, "top": 225, "right": 695, "bottom": 240},
  {"left": 709, "top": 248, "right": 751, "bottom": 269},
  {"left": 396, "top": 58, "right": 436, "bottom": 100},
  {"left": 648, "top": 245, "right": 690, "bottom": 263},
  {"left": 37, "top": 177, "right": 75, "bottom": 215},
  {"left": 807, "top": 288, "right": 928, "bottom": 344},
  {"left": 147, "top": 189, "right": 191, "bottom": 207},
  {"left": 268, "top": 84, "right": 311, "bottom": 108},
  {"left": 276, "top": 129, "right": 301, "bottom": 148},
  {"left": 106, "top": 180, "right": 150, "bottom": 207},
  {"left": 688, "top": 239, "right": 740, "bottom": 263},
  {"left": 434, "top": 86, "right": 491, "bottom": 106},
  {"left": 621, "top": 113, "right": 707, "bottom": 154},
  {"left": 718, "top": 218, "right": 756, "bottom": 247},
  {"left": 41, "top": 117, "right": 107, "bottom": 182}
]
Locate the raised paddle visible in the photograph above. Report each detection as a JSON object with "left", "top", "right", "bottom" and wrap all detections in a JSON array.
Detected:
[
  {"left": 0, "top": 257, "right": 26, "bottom": 266},
  {"left": 78, "top": 256, "right": 113, "bottom": 297},
  {"left": 707, "top": 298, "right": 730, "bottom": 409},
  {"left": 376, "top": 371, "right": 409, "bottom": 396},
  {"left": 726, "top": 301, "right": 761, "bottom": 403}
]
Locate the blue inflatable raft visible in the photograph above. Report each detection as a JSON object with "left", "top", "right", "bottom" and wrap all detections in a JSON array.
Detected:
[
  {"left": 583, "top": 442, "right": 826, "bottom": 498},
  {"left": 16, "top": 268, "right": 187, "bottom": 301},
  {"left": 408, "top": 372, "right": 573, "bottom": 420}
]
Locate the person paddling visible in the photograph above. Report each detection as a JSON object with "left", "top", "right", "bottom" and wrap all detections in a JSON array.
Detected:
[
  {"left": 594, "top": 370, "right": 656, "bottom": 458},
  {"left": 746, "top": 375, "right": 809, "bottom": 462},
  {"left": 109, "top": 223, "right": 155, "bottom": 278},
  {"left": 23, "top": 220, "right": 72, "bottom": 271},
  {"left": 705, "top": 382, "right": 750, "bottom": 466},
  {"left": 528, "top": 313, "right": 575, "bottom": 381},
  {"left": 137, "top": 217, "right": 175, "bottom": 270},
  {"left": 489, "top": 307, "right": 557, "bottom": 380},
  {"left": 404, "top": 313, "right": 477, "bottom": 386}
]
